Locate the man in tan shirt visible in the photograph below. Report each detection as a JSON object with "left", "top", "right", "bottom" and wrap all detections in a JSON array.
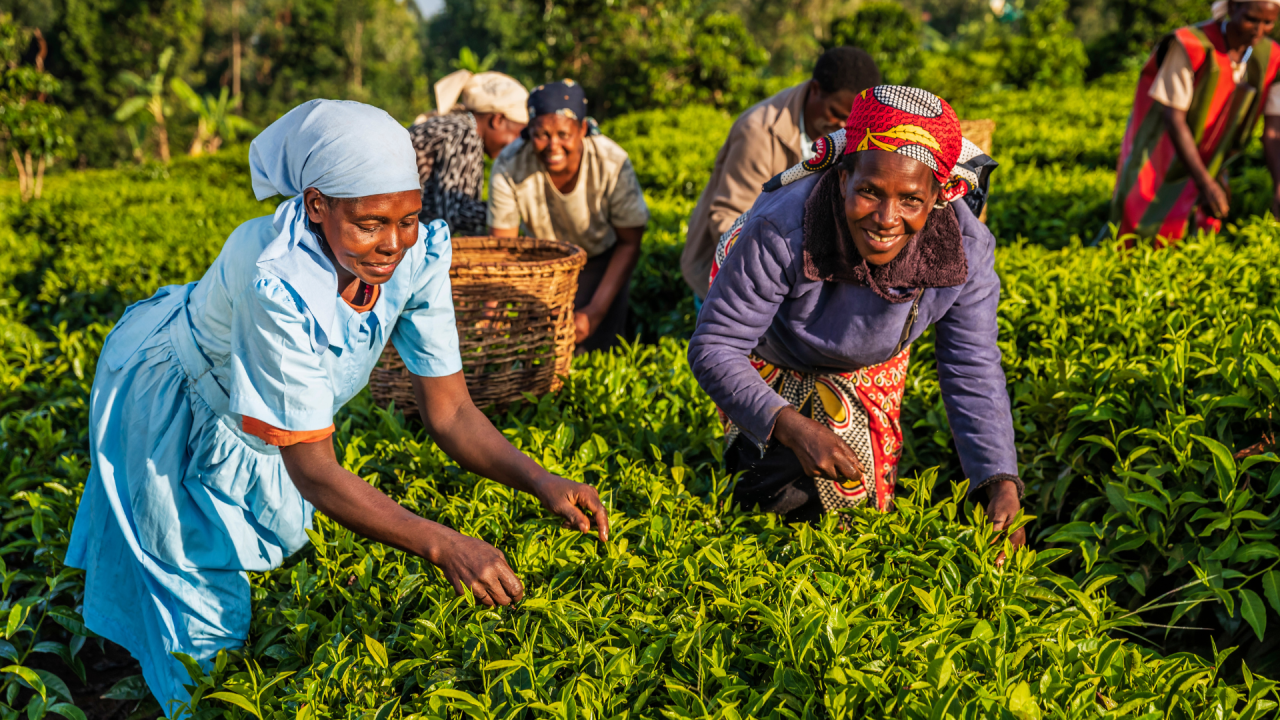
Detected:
[{"left": 682, "top": 47, "right": 881, "bottom": 299}]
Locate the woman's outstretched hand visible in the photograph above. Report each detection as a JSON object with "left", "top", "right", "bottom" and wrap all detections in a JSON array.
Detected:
[
  {"left": 280, "top": 438, "right": 528, "bottom": 606},
  {"left": 533, "top": 474, "right": 610, "bottom": 541},
  {"left": 773, "top": 407, "right": 864, "bottom": 483},
  {"left": 985, "top": 479, "right": 1026, "bottom": 567},
  {"left": 432, "top": 531, "right": 525, "bottom": 606}
]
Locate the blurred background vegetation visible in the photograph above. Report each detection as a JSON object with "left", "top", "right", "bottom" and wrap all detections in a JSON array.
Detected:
[{"left": 0, "top": 0, "right": 1232, "bottom": 173}]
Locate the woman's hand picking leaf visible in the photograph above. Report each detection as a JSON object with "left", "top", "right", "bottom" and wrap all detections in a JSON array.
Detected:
[
  {"left": 773, "top": 407, "right": 865, "bottom": 484},
  {"left": 533, "top": 474, "right": 610, "bottom": 541},
  {"left": 432, "top": 531, "right": 525, "bottom": 606},
  {"left": 985, "top": 479, "right": 1026, "bottom": 567}
]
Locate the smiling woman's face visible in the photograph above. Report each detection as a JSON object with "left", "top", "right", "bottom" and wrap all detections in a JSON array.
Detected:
[
  {"left": 838, "top": 151, "right": 941, "bottom": 266},
  {"left": 529, "top": 114, "right": 587, "bottom": 174},
  {"left": 303, "top": 187, "right": 422, "bottom": 285}
]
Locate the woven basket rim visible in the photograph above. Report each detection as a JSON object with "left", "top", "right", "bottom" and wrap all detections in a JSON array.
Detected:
[{"left": 453, "top": 235, "right": 587, "bottom": 271}]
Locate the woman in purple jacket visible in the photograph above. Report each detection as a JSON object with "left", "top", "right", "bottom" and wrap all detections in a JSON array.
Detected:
[{"left": 689, "top": 86, "right": 1023, "bottom": 548}]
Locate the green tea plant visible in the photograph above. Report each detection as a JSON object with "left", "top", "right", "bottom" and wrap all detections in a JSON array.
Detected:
[
  {"left": 902, "top": 228, "right": 1280, "bottom": 670},
  {"left": 4, "top": 78, "right": 1280, "bottom": 716},
  {"left": 170, "top": 355, "right": 1279, "bottom": 718}
]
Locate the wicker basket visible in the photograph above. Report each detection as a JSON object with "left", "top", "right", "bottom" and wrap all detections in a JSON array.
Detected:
[
  {"left": 370, "top": 236, "right": 586, "bottom": 416},
  {"left": 959, "top": 119, "right": 996, "bottom": 223}
]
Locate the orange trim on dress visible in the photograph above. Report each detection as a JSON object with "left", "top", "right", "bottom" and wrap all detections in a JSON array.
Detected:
[
  {"left": 242, "top": 416, "right": 335, "bottom": 447},
  {"left": 345, "top": 282, "right": 379, "bottom": 313}
]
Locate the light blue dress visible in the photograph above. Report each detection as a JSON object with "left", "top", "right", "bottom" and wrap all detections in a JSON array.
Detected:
[{"left": 64, "top": 209, "right": 460, "bottom": 712}]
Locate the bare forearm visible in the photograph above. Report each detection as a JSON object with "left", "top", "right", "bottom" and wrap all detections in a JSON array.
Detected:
[
  {"left": 412, "top": 372, "right": 549, "bottom": 497},
  {"left": 587, "top": 227, "right": 644, "bottom": 317},
  {"left": 281, "top": 443, "right": 457, "bottom": 563},
  {"left": 1164, "top": 107, "right": 1212, "bottom": 184},
  {"left": 423, "top": 399, "right": 546, "bottom": 493}
]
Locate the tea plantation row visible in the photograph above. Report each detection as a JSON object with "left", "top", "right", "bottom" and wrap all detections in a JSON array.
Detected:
[{"left": 1, "top": 81, "right": 1279, "bottom": 717}]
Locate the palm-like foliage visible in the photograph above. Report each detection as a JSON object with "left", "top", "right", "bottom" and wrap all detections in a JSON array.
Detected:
[
  {"left": 170, "top": 80, "right": 257, "bottom": 156},
  {"left": 452, "top": 46, "right": 497, "bottom": 73},
  {"left": 114, "top": 47, "right": 175, "bottom": 163},
  {"left": 0, "top": 15, "right": 73, "bottom": 201}
]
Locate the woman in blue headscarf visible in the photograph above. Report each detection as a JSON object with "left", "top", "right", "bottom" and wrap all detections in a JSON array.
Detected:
[{"left": 65, "top": 99, "right": 610, "bottom": 712}]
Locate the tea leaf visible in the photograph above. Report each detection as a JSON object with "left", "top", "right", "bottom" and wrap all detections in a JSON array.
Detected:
[
  {"left": 1239, "top": 589, "right": 1267, "bottom": 642},
  {"left": 0, "top": 666, "right": 45, "bottom": 702},
  {"left": 206, "top": 692, "right": 261, "bottom": 718},
  {"left": 1263, "top": 570, "right": 1280, "bottom": 616},
  {"left": 364, "top": 634, "right": 388, "bottom": 668}
]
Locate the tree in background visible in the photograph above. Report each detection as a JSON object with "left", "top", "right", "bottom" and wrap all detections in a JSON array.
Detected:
[
  {"left": 874, "top": 0, "right": 1088, "bottom": 102},
  {"left": 829, "top": 1, "right": 923, "bottom": 85},
  {"left": 996, "top": 0, "right": 1088, "bottom": 88},
  {"left": 0, "top": 0, "right": 1215, "bottom": 168},
  {"left": 1081, "top": 0, "right": 1204, "bottom": 78},
  {"left": 0, "top": 14, "right": 74, "bottom": 201},
  {"left": 225, "top": 0, "right": 427, "bottom": 123},
  {"left": 1, "top": 0, "right": 425, "bottom": 167},
  {"left": 723, "top": 0, "right": 859, "bottom": 79},
  {"left": 49, "top": 0, "right": 202, "bottom": 165},
  {"left": 114, "top": 46, "right": 175, "bottom": 163},
  {"left": 426, "top": 0, "right": 770, "bottom": 117},
  {"left": 170, "top": 80, "right": 257, "bottom": 155}
]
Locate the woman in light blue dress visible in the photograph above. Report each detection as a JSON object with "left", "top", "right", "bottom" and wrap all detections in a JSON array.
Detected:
[{"left": 65, "top": 100, "right": 610, "bottom": 713}]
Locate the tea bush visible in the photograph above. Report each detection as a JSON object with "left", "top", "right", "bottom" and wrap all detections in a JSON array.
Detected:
[
  {"left": 173, "top": 363, "right": 1276, "bottom": 718},
  {"left": 902, "top": 229, "right": 1280, "bottom": 671},
  {"left": 3, "top": 79, "right": 1280, "bottom": 716}
]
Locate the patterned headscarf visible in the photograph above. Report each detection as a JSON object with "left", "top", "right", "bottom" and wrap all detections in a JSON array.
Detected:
[
  {"left": 845, "top": 86, "right": 962, "bottom": 187},
  {"left": 763, "top": 85, "right": 992, "bottom": 207},
  {"left": 528, "top": 79, "right": 588, "bottom": 122}
]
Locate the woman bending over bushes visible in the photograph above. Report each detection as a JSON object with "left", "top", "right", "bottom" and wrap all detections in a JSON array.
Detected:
[
  {"left": 66, "top": 100, "right": 609, "bottom": 713},
  {"left": 689, "top": 86, "right": 1024, "bottom": 542}
]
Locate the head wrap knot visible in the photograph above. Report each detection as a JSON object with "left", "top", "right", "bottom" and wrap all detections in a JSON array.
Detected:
[{"left": 433, "top": 70, "right": 530, "bottom": 124}]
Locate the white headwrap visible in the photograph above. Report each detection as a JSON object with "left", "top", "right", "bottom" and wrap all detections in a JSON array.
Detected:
[
  {"left": 248, "top": 99, "right": 422, "bottom": 353},
  {"left": 1212, "top": 0, "right": 1280, "bottom": 20},
  {"left": 434, "top": 70, "right": 530, "bottom": 124}
]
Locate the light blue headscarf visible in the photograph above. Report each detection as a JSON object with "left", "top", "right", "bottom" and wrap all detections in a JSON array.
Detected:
[{"left": 248, "top": 99, "right": 421, "bottom": 353}]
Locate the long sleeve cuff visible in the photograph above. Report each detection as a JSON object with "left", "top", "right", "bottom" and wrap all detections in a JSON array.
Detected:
[{"left": 969, "top": 473, "right": 1024, "bottom": 500}]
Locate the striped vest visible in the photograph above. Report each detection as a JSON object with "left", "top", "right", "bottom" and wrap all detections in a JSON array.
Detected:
[{"left": 1111, "top": 22, "right": 1280, "bottom": 244}]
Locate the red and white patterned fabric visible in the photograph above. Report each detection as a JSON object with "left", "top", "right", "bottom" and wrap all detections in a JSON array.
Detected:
[
  {"left": 845, "top": 86, "right": 966, "bottom": 202},
  {"left": 760, "top": 86, "right": 980, "bottom": 205},
  {"left": 719, "top": 351, "right": 910, "bottom": 513}
]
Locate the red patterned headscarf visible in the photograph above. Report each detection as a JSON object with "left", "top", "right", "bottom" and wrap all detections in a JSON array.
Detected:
[
  {"left": 760, "top": 85, "right": 989, "bottom": 205},
  {"left": 844, "top": 86, "right": 965, "bottom": 202}
]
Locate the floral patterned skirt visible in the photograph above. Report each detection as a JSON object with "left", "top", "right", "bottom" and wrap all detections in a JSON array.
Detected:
[{"left": 720, "top": 350, "right": 910, "bottom": 513}]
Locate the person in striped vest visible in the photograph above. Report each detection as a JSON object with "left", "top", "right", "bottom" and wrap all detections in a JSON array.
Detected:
[{"left": 1110, "top": 0, "right": 1280, "bottom": 246}]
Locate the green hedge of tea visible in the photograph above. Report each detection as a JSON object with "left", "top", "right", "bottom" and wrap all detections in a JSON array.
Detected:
[{"left": 3, "top": 80, "right": 1280, "bottom": 717}]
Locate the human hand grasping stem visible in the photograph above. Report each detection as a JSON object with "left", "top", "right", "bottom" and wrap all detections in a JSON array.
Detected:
[
  {"left": 985, "top": 479, "right": 1026, "bottom": 567},
  {"left": 531, "top": 474, "right": 610, "bottom": 541}
]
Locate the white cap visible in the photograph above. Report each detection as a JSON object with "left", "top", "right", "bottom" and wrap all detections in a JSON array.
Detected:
[{"left": 434, "top": 70, "right": 529, "bottom": 125}]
